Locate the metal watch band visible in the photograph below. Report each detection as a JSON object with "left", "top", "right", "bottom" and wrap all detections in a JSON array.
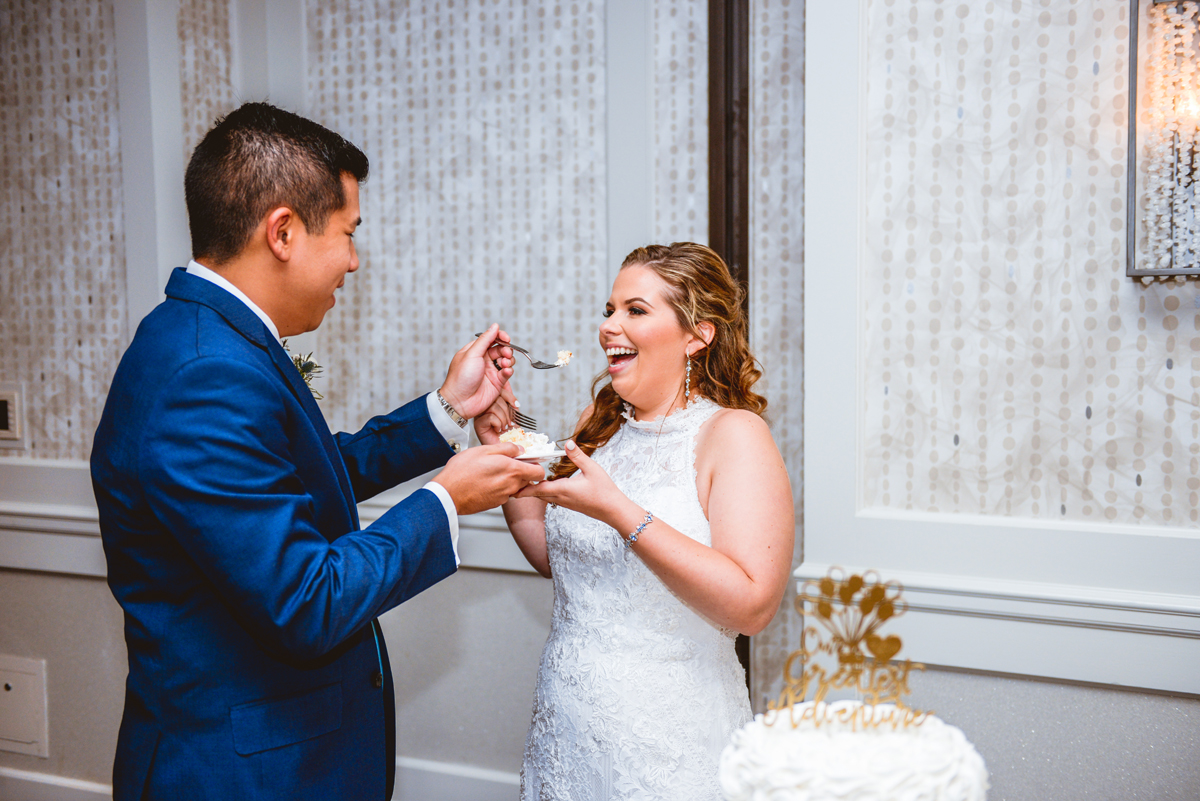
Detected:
[{"left": 436, "top": 390, "right": 468, "bottom": 428}]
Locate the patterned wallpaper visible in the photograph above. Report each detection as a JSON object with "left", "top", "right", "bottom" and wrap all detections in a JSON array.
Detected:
[
  {"left": 0, "top": 0, "right": 127, "bottom": 461},
  {"left": 748, "top": 0, "right": 806, "bottom": 709},
  {"left": 0, "top": 0, "right": 709, "bottom": 462},
  {"left": 306, "top": 0, "right": 607, "bottom": 441},
  {"left": 652, "top": 0, "right": 708, "bottom": 243},
  {"left": 862, "top": 0, "right": 1198, "bottom": 527},
  {"left": 308, "top": 0, "right": 710, "bottom": 444},
  {"left": 178, "top": 0, "right": 237, "bottom": 164}
]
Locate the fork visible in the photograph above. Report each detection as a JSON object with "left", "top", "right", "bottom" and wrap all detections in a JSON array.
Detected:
[
  {"left": 473, "top": 333, "right": 565, "bottom": 369},
  {"left": 474, "top": 333, "right": 543, "bottom": 430},
  {"left": 509, "top": 405, "right": 538, "bottom": 431}
]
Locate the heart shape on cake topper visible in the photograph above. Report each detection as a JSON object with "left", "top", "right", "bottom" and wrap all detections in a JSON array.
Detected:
[
  {"left": 866, "top": 633, "right": 902, "bottom": 664},
  {"left": 770, "top": 567, "right": 927, "bottom": 730}
]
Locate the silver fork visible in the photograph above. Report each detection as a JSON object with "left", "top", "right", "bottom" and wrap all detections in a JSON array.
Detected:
[
  {"left": 473, "top": 333, "right": 540, "bottom": 429},
  {"left": 474, "top": 333, "right": 565, "bottom": 369},
  {"left": 509, "top": 405, "right": 537, "bottom": 431}
]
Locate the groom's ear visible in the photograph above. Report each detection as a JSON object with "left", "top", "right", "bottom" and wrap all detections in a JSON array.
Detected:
[{"left": 265, "top": 206, "right": 297, "bottom": 262}]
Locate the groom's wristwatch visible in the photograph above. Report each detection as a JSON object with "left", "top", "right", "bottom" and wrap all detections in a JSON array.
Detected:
[{"left": 436, "top": 390, "right": 468, "bottom": 429}]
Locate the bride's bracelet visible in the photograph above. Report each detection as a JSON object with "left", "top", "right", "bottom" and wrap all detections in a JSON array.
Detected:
[{"left": 625, "top": 511, "right": 653, "bottom": 547}]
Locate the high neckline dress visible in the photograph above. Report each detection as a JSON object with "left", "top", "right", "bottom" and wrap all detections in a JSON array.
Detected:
[{"left": 521, "top": 398, "right": 753, "bottom": 800}]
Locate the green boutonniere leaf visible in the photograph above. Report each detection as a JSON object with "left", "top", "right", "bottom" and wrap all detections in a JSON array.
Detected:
[{"left": 282, "top": 340, "right": 323, "bottom": 400}]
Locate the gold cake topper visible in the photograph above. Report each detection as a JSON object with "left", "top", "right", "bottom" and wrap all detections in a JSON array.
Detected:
[{"left": 768, "top": 567, "right": 928, "bottom": 730}]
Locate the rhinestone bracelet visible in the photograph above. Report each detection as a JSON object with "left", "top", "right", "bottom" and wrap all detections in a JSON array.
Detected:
[{"left": 625, "top": 511, "right": 653, "bottom": 547}]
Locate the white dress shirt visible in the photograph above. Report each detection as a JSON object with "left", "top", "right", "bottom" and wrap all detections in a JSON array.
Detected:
[{"left": 186, "top": 261, "right": 466, "bottom": 563}]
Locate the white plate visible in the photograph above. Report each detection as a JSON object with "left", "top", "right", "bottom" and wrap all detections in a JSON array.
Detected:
[{"left": 516, "top": 450, "right": 567, "bottom": 462}]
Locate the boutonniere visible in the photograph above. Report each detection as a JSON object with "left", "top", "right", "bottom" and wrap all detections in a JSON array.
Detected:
[{"left": 282, "top": 340, "right": 324, "bottom": 400}]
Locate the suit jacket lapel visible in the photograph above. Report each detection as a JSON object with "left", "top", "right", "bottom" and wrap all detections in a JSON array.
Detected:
[
  {"left": 265, "top": 339, "right": 359, "bottom": 526},
  {"left": 165, "top": 269, "right": 360, "bottom": 527}
]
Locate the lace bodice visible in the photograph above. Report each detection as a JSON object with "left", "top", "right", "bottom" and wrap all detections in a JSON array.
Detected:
[{"left": 521, "top": 398, "right": 752, "bottom": 801}]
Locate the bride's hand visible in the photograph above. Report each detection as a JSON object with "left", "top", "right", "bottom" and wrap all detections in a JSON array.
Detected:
[
  {"left": 473, "top": 381, "right": 519, "bottom": 445},
  {"left": 515, "top": 440, "right": 633, "bottom": 524}
]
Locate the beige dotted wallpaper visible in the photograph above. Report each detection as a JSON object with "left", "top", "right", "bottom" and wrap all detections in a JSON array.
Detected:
[
  {"left": 863, "top": 0, "right": 1198, "bottom": 526},
  {"left": 308, "top": 0, "right": 709, "bottom": 442},
  {"left": 178, "top": 0, "right": 237, "bottom": 164},
  {"left": 0, "top": 0, "right": 127, "bottom": 461},
  {"left": 652, "top": 0, "right": 708, "bottom": 243},
  {"left": 306, "top": 0, "right": 608, "bottom": 440},
  {"left": 747, "top": 0, "right": 805, "bottom": 708}
]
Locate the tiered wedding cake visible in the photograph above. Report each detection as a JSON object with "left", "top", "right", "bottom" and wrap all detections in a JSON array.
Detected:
[{"left": 719, "top": 570, "right": 989, "bottom": 801}]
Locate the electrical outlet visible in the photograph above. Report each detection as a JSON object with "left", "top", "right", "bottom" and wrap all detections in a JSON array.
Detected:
[
  {"left": 0, "top": 382, "right": 25, "bottom": 450},
  {"left": 0, "top": 655, "right": 49, "bottom": 757}
]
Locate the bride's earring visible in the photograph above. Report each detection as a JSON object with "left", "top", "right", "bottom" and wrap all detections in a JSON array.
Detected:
[{"left": 684, "top": 355, "right": 692, "bottom": 403}]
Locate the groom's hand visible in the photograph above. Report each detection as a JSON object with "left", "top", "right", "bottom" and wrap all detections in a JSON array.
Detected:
[
  {"left": 433, "top": 443, "right": 545, "bottom": 516},
  {"left": 439, "top": 323, "right": 515, "bottom": 420}
]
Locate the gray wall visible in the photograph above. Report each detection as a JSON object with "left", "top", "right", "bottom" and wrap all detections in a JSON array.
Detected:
[
  {"left": 4, "top": 570, "right": 1200, "bottom": 798},
  {"left": 0, "top": 564, "right": 551, "bottom": 785},
  {"left": 382, "top": 567, "right": 553, "bottom": 771},
  {"left": 907, "top": 668, "right": 1200, "bottom": 801},
  {"left": 0, "top": 569, "right": 125, "bottom": 784}
]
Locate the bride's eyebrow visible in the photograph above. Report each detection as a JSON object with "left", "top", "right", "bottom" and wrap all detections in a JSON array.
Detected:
[{"left": 622, "top": 296, "right": 653, "bottom": 307}]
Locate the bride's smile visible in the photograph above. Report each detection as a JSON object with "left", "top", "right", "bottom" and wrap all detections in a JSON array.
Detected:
[
  {"left": 599, "top": 264, "right": 705, "bottom": 421},
  {"left": 507, "top": 243, "right": 793, "bottom": 800}
]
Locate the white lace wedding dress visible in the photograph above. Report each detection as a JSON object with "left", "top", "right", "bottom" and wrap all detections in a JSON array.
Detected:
[{"left": 521, "top": 398, "right": 752, "bottom": 800}]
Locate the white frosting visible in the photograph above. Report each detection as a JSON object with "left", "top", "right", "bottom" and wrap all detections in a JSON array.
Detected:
[
  {"left": 554, "top": 349, "right": 572, "bottom": 366},
  {"left": 719, "top": 701, "right": 988, "bottom": 801},
  {"left": 499, "top": 427, "right": 559, "bottom": 457}
]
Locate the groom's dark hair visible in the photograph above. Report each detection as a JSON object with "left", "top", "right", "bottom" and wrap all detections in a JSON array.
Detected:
[{"left": 185, "top": 102, "right": 369, "bottom": 264}]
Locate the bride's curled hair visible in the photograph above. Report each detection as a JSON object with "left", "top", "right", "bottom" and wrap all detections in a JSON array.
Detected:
[{"left": 552, "top": 242, "right": 766, "bottom": 479}]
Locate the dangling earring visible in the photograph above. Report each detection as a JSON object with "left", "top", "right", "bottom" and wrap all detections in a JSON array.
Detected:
[{"left": 684, "top": 355, "right": 692, "bottom": 405}]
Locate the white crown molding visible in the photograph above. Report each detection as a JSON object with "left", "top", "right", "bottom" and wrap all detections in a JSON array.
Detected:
[
  {"left": 359, "top": 488, "right": 538, "bottom": 574},
  {"left": 0, "top": 461, "right": 537, "bottom": 577},
  {"left": 795, "top": 562, "right": 1200, "bottom": 695},
  {"left": 0, "top": 461, "right": 105, "bottom": 577}
]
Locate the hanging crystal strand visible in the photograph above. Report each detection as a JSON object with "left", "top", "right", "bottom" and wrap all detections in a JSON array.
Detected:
[
  {"left": 1188, "top": 5, "right": 1200, "bottom": 269},
  {"left": 1168, "top": 4, "right": 1189, "bottom": 271},
  {"left": 1143, "top": 4, "right": 1175, "bottom": 270},
  {"left": 1171, "top": 4, "right": 1190, "bottom": 268},
  {"left": 1170, "top": 3, "right": 1196, "bottom": 270}
]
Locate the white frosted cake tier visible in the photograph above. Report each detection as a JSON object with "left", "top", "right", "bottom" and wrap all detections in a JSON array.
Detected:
[{"left": 719, "top": 700, "right": 988, "bottom": 801}]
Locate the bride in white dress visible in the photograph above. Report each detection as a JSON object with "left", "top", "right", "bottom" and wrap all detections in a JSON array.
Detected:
[{"left": 496, "top": 243, "right": 794, "bottom": 800}]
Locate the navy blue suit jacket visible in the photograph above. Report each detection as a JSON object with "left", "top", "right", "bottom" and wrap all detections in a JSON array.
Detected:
[{"left": 91, "top": 268, "right": 458, "bottom": 800}]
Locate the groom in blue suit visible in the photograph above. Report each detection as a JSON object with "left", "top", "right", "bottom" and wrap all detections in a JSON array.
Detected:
[{"left": 91, "top": 102, "right": 543, "bottom": 800}]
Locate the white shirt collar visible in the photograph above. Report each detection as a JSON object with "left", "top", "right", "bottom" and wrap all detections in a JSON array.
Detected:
[{"left": 186, "top": 260, "right": 282, "bottom": 344}]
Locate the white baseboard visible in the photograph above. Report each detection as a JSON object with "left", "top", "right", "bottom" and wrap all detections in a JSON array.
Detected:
[
  {"left": 394, "top": 757, "right": 520, "bottom": 801},
  {"left": 0, "top": 758, "right": 520, "bottom": 801},
  {"left": 0, "top": 767, "right": 111, "bottom": 801}
]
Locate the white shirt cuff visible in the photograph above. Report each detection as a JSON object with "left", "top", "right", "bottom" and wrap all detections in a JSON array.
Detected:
[
  {"left": 425, "top": 392, "right": 470, "bottom": 454},
  {"left": 421, "top": 481, "right": 460, "bottom": 567}
]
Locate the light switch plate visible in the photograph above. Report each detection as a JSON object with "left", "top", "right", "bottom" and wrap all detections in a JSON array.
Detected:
[
  {"left": 0, "top": 655, "right": 49, "bottom": 757},
  {"left": 0, "top": 382, "right": 25, "bottom": 450}
]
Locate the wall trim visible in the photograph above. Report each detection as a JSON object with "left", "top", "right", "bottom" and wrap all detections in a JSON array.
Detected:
[
  {"left": 0, "top": 767, "right": 111, "bottom": 801},
  {"left": 795, "top": 562, "right": 1200, "bottom": 695},
  {"left": 395, "top": 756, "right": 520, "bottom": 801},
  {"left": 0, "top": 759, "right": 520, "bottom": 801},
  {"left": 803, "top": 0, "right": 1200, "bottom": 698},
  {"left": 0, "top": 461, "right": 536, "bottom": 577}
]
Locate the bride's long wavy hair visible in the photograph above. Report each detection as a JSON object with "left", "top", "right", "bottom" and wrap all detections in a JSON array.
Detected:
[{"left": 551, "top": 242, "right": 766, "bottom": 479}]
